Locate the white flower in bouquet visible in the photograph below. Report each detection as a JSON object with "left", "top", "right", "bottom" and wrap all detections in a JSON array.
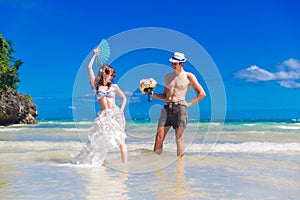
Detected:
[
  {"left": 139, "top": 78, "right": 157, "bottom": 93},
  {"left": 139, "top": 78, "right": 157, "bottom": 102}
]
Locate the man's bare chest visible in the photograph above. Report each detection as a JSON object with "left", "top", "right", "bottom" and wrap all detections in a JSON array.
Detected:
[{"left": 166, "top": 74, "right": 190, "bottom": 90}]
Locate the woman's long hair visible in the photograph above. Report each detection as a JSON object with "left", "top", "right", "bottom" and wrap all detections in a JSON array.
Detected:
[{"left": 94, "top": 64, "right": 116, "bottom": 90}]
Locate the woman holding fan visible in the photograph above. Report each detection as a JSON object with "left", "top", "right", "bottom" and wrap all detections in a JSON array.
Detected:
[{"left": 73, "top": 47, "right": 127, "bottom": 165}]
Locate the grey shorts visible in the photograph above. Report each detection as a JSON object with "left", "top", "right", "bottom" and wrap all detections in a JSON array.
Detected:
[{"left": 158, "top": 103, "right": 188, "bottom": 129}]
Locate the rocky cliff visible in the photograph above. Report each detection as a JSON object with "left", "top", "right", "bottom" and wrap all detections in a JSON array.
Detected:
[{"left": 0, "top": 91, "right": 38, "bottom": 126}]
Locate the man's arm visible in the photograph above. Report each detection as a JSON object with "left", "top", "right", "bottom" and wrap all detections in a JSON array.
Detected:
[
  {"left": 149, "top": 75, "right": 168, "bottom": 100},
  {"left": 152, "top": 87, "right": 167, "bottom": 100},
  {"left": 187, "top": 73, "right": 206, "bottom": 107}
]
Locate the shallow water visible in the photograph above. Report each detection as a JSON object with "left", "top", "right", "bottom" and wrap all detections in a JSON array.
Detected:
[{"left": 0, "top": 120, "right": 299, "bottom": 199}]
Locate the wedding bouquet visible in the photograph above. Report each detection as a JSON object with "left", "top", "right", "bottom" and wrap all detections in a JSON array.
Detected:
[{"left": 139, "top": 78, "right": 157, "bottom": 102}]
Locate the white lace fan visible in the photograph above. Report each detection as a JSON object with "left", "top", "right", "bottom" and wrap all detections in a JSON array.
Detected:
[{"left": 96, "top": 39, "right": 111, "bottom": 66}]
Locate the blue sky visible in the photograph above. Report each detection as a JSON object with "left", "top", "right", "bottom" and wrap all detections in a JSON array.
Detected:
[{"left": 1, "top": 0, "right": 300, "bottom": 120}]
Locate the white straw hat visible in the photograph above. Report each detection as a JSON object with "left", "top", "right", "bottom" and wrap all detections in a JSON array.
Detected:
[{"left": 169, "top": 52, "right": 187, "bottom": 63}]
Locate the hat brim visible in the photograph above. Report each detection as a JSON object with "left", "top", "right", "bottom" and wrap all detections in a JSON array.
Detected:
[{"left": 169, "top": 58, "right": 186, "bottom": 63}]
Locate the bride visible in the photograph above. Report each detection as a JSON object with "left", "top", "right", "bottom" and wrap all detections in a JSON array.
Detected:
[{"left": 73, "top": 48, "right": 127, "bottom": 165}]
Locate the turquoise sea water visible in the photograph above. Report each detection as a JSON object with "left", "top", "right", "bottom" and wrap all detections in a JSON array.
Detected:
[{"left": 0, "top": 120, "right": 300, "bottom": 199}]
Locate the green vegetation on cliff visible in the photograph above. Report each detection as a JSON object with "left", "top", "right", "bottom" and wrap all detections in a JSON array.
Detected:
[
  {"left": 0, "top": 33, "right": 23, "bottom": 92},
  {"left": 0, "top": 34, "right": 38, "bottom": 125}
]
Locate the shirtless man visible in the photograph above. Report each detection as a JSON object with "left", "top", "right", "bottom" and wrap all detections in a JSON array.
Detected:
[{"left": 151, "top": 52, "right": 206, "bottom": 157}]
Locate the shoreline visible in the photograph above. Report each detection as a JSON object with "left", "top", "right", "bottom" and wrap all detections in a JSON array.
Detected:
[{"left": 33, "top": 118, "right": 300, "bottom": 123}]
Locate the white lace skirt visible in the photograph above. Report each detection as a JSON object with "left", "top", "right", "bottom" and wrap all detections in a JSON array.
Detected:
[{"left": 73, "top": 107, "right": 126, "bottom": 165}]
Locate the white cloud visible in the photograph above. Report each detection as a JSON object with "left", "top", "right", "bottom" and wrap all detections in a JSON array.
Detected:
[
  {"left": 235, "top": 65, "right": 276, "bottom": 82},
  {"left": 278, "top": 80, "right": 300, "bottom": 89},
  {"left": 275, "top": 71, "right": 300, "bottom": 80},
  {"left": 68, "top": 106, "right": 76, "bottom": 110},
  {"left": 281, "top": 58, "right": 300, "bottom": 70},
  {"left": 128, "top": 96, "right": 142, "bottom": 103},
  {"left": 235, "top": 58, "right": 300, "bottom": 88}
]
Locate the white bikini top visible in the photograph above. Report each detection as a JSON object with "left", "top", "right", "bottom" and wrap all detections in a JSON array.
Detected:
[{"left": 96, "top": 90, "right": 115, "bottom": 99}]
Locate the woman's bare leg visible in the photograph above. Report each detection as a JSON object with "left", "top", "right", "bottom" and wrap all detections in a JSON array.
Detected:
[{"left": 119, "top": 142, "right": 127, "bottom": 163}]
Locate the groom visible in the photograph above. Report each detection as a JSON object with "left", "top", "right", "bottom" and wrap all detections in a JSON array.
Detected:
[{"left": 150, "top": 52, "right": 206, "bottom": 157}]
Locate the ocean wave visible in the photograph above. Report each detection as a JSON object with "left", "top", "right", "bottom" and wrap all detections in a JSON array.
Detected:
[
  {"left": 63, "top": 128, "right": 90, "bottom": 132},
  {"left": 0, "top": 141, "right": 81, "bottom": 150},
  {"left": 1, "top": 141, "right": 300, "bottom": 153},
  {"left": 187, "top": 142, "right": 300, "bottom": 153},
  {"left": 243, "top": 124, "right": 256, "bottom": 126},
  {"left": 277, "top": 126, "right": 300, "bottom": 130},
  {"left": 0, "top": 127, "right": 26, "bottom": 132},
  {"left": 38, "top": 121, "right": 92, "bottom": 125},
  {"left": 146, "top": 142, "right": 300, "bottom": 153}
]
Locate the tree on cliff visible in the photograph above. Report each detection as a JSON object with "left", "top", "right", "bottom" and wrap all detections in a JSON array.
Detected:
[
  {"left": 0, "top": 34, "right": 38, "bottom": 125},
  {"left": 0, "top": 33, "right": 23, "bottom": 92}
]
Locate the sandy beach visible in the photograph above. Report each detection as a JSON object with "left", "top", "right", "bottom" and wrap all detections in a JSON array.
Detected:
[{"left": 0, "top": 120, "right": 299, "bottom": 199}]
